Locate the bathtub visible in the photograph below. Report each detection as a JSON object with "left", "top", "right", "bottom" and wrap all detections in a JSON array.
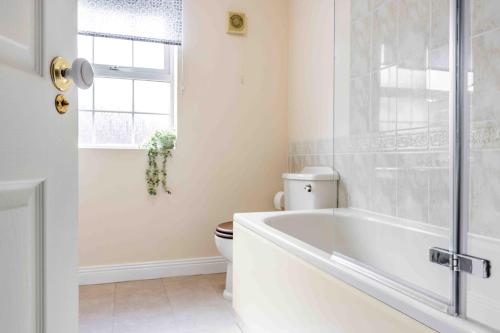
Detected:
[{"left": 233, "top": 209, "right": 492, "bottom": 333}]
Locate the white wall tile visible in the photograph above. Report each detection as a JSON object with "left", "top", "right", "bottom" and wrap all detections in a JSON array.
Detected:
[
  {"left": 351, "top": 0, "right": 372, "bottom": 21},
  {"left": 428, "top": 152, "right": 450, "bottom": 227},
  {"left": 471, "top": 0, "right": 500, "bottom": 36},
  {"left": 398, "top": 0, "right": 430, "bottom": 69},
  {"left": 370, "top": 153, "right": 397, "bottom": 215},
  {"left": 372, "top": 0, "right": 398, "bottom": 70},
  {"left": 471, "top": 29, "right": 500, "bottom": 123},
  {"left": 351, "top": 16, "right": 372, "bottom": 78},
  {"left": 349, "top": 153, "right": 374, "bottom": 210},
  {"left": 371, "top": 66, "right": 398, "bottom": 132},
  {"left": 470, "top": 150, "right": 500, "bottom": 239},
  {"left": 397, "top": 153, "right": 429, "bottom": 222},
  {"left": 350, "top": 76, "right": 371, "bottom": 134},
  {"left": 430, "top": 0, "right": 450, "bottom": 49}
]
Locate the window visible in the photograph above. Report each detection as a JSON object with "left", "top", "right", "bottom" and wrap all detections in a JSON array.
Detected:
[{"left": 77, "top": 35, "right": 178, "bottom": 148}]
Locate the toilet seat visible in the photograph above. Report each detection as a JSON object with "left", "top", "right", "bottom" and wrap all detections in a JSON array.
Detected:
[
  {"left": 214, "top": 232, "right": 233, "bottom": 239},
  {"left": 215, "top": 231, "right": 233, "bottom": 239},
  {"left": 216, "top": 221, "right": 233, "bottom": 234},
  {"left": 215, "top": 221, "right": 233, "bottom": 239}
]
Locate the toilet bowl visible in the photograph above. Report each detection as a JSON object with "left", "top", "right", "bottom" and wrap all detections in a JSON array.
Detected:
[{"left": 214, "top": 221, "right": 233, "bottom": 300}]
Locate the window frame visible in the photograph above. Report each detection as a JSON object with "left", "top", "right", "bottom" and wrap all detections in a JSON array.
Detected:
[{"left": 78, "top": 35, "right": 178, "bottom": 149}]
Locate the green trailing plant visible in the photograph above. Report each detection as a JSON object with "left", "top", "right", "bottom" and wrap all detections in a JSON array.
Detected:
[{"left": 144, "top": 130, "right": 176, "bottom": 196}]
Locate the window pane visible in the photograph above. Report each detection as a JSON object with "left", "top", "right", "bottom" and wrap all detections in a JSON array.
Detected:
[
  {"left": 94, "top": 112, "right": 132, "bottom": 145},
  {"left": 134, "top": 81, "right": 171, "bottom": 114},
  {"left": 78, "top": 35, "right": 93, "bottom": 63},
  {"left": 79, "top": 111, "right": 93, "bottom": 146},
  {"left": 133, "top": 41, "right": 165, "bottom": 69},
  {"left": 134, "top": 114, "right": 172, "bottom": 145},
  {"left": 94, "top": 78, "right": 132, "bottom": 112},
  {"left": 94, "top": 37, "right": 132, "bottom": 67},
  {"left": 78, "top": 87, "right": 93, "bottom": 110}
]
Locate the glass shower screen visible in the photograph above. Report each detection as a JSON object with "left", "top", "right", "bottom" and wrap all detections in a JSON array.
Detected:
[
  {"left": 333, "top": 0, "right": 454, "bottom": 310},
  {"left": 463, "top": 0, "right": 500, "bottom": 330}
]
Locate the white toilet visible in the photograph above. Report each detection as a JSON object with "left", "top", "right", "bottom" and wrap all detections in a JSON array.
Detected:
[
  {"left": 214, "top": 222, "right": 233, "bottom": 300},
  {"left": 214, "top": 167, "right": 339, "bottom": 300}
]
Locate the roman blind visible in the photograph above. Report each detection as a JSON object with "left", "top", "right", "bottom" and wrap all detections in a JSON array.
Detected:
[{"left": 78, "top": 0, "right": 183, "bottom": 45}]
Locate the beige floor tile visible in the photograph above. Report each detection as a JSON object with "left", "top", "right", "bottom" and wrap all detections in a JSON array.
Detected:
[
  {"left": 113, "top": 279, "right": 177, "bottom": 333},
  {"left": 79, "top": 283, "right": 115, "bottom": 333},
  {"left": 165, "top": 275, "right": 238, "bottom": 331},
  {"left": 79, "top": 274, "right": 240, "bottom": 333}
]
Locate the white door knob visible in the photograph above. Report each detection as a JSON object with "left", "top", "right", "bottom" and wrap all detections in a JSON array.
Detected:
[
  {"left": 66, "top": 58, "right": 94, "bottom": 89},
  {"left": 50, "top": 57, "right": 94, "bottom": 91}
]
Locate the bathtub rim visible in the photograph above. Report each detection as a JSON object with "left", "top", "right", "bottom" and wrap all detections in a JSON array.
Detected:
[{"left": 234, "top": 208, "right": 494, "bottom": 333}]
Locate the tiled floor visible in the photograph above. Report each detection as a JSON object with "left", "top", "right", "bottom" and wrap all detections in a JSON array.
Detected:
[{"left": 79, "top": 273, "right": 241, "bottom": 333}]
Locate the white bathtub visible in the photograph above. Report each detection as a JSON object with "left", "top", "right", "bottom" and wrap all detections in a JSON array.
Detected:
[{"left": 233, "top": 209, "right": 492, "bottom": 333}]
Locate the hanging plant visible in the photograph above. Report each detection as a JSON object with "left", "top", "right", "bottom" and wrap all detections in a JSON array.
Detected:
[{"left": 144, "top": 130, "right": 176, "bottom": 196}]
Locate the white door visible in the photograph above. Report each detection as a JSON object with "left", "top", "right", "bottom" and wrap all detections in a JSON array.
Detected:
[{"left": 0, "top": 1, "right": 79, "bottom": 332}]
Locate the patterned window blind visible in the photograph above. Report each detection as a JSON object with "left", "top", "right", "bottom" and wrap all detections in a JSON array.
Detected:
[{"left": 78, "top": 0, "right": 183, "bottom": 45}]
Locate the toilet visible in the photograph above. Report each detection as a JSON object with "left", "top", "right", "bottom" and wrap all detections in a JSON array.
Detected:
[
  {"left": 214, "top": 167, "right": 339, "bottom": 300},
  {"left": 214, "top": 221, "right": 233, "bottom": 300}
]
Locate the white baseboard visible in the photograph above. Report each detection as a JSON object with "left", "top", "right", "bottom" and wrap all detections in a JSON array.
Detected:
[{"left": 79, "top": 256, "right": 227, "bottom": 285}]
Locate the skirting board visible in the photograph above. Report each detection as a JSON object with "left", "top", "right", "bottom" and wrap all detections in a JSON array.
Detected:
[{"left": 79, "top": 256, "right": 227, "bottom": 285}]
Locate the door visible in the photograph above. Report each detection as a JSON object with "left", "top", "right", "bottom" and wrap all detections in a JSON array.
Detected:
[{"left": 0, "top": 1, "right": 79, "bottom": 332}]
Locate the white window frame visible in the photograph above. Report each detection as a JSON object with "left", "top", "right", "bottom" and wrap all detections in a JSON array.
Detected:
[{"left": 78, "top": 35, "right": 178, "bottom": 149}]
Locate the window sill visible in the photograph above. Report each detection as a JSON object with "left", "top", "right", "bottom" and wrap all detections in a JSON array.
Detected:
[
  {"left": 79, "top": 145, "right": 145, "bottom": 150},
  {"left": 78, "top": 145, "right": 177, "bottom": 151}
]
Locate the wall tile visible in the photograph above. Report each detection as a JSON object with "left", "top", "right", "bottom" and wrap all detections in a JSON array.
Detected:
[
  {"left": 351, "top": 15, "right": 372, "bottom": 78},
  {"left": 429, "top": 90, "right": 449, "bottom": 129},
  {"left": 429, "top": 44, "right": 449, "bottom": 71},
  {"left": 430, "top": 0, "right": 450, "bottom": 49},
  {"left": 397, "top": 153, "right": 429, "bottom": 222},
  {"left": 471, "top": 122, "right": 500, "bottom": 150},
  {"left": 399, "top": 0, "right": 430, "bottom": 69},
  {"left": 349, "top": 153, "right": 374, "bottom": 210},
  {"left": 372, "top": 0, "right": 387, "bottom": 10},
  {"left": 351, "top": 0, "right": 372, "bottom": 21},
  {"left": 396, "top": 64, "right": 429, "bottom": 151},
  {"left": 370, "top": 131, "right": 397, "bottom": 151},
  {"left": 469, "top": 150, "right": 500, "bottom": 239},
  {"left": 370, "top": 153, "right": 397, "bottom": 215},
  {"left": 350, "top": 76, "right": 371, "bottom": 134},
  {"left": 372, "top": 0, "right": 398, "bottom": 71},
  {"left": 288, "top": 138, "right": 334, "bottom": 172},
  {"left": 333, "top": 153, "right": 353, "bottom": 208},
  {"left": 397, "top": 128, "right": 429, "bottom": 151},
  {"left": 428, "top": 44, "right": 450, "bottom": 137},
  {"left": 371, "top": 66, "right": 398, "bottom": 132},
  {"left": 472, "top": 0, "right": 500, "bottom": 36},
  {"left": 428, "top": 152, "right": 450, "bottom": 227},
  {"left": 471, "top": 29, "right": 500, "bottom": 123}
]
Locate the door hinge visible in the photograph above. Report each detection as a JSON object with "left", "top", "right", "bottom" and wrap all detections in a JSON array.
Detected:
[{"left": 429, "top": 247, "right": 491, "bottom": 278}]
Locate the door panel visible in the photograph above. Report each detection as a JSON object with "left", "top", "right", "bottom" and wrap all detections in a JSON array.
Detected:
[
  {"left": 0, "top": 181, "right": 44, "bottom": 333},
  {"left": 0, "top": 0, "right": 42, "bottom": 73},
  {"left": 0, "top": 0, "right": 79, "bottom": 332}
]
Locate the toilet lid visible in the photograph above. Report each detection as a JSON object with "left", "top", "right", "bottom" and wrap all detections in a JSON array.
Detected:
[{"left": 216, "top": 221, "right": 233, "bottom": 235}]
